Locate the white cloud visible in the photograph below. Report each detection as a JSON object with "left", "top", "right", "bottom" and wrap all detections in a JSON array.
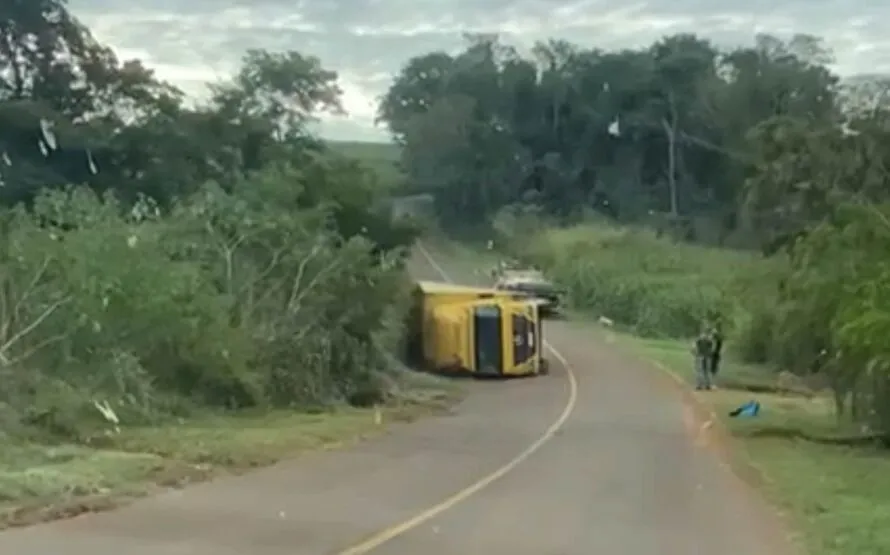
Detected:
[
  {"left": 335, "top": 73, "right": 380, "bottom": 120},
  {"left": 67, "top": 0, "right": 890, "bottom": 141},
  {"left": 114, "top": 47, "right": 222, "bottom": 83},
  {"left": 346, "top": 5, "right": 692, "bottom": 40},
  {"left": 320, "top": 72, "right": 388, "bottom": 140},
  {"left": 82, "top": 7, "right": 321, "bottom": 34}
]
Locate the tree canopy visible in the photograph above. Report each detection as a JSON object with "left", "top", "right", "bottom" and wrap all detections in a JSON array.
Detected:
[
  {"left": 0, "top": 0, "right": 419, "bottom": 438},
  {"left": 379, "top": 33, "right": 890, "bottom": 248}
]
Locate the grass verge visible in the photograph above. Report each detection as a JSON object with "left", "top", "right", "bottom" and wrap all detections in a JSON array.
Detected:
[
  {"left": 621, "top": 334, "right": 890, "bottom": 555},
  {"left": 0, "top": 372, "right": 461, "bottom": 530},
  {"left": 429, "top": 231, "right": 890, "bottom": 554}
]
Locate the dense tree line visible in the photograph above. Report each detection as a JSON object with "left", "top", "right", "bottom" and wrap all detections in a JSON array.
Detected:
[
  {"left": 0, "top": 1, "right": 418, "bottom": 439},
  {"left": 380, "top": 33, "right": 883, "bottom": 247},
  {"left": 379, "top": 34, "right": 890, "bottom": 437}
]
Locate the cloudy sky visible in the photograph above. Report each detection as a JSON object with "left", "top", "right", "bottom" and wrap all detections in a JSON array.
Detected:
[{"left": 68, "top": 0, "right": 888, "bottom": 142}]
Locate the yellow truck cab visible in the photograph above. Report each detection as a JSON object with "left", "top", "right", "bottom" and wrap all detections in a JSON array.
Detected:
[{"left": 405, "top": 280, "right": 549, "bottom": 377}]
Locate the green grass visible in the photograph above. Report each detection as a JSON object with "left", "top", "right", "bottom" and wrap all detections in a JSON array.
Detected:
[
  {"left": 327, "top": 140, "right": 403, "bottom": 188},
  {"left": 500, "top": 220, "right": 778, "bottom": 338},
  {"left": 621, "top": 334, "right": 890, "bottom": 555},
  {"left": 0, "top": 373, "right": 461, "bottom": 529},
  {"left": 327, "top": 140, "right": 400, "bottom": 162}
]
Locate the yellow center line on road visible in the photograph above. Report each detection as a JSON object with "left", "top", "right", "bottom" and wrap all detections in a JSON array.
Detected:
[{"left": 333, "top": 242, "right": 579, "bottom": 555}]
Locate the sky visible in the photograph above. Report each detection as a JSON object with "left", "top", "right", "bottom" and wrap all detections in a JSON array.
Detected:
[{"left": 68, "top": 0, "right": 890, "bottom": 142}]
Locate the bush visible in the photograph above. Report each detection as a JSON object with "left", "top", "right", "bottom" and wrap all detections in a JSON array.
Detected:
[
  {"left": 0, "top": 164, "right": 414, "bottom": 440},
  {"left": 769, "top": 204, "right": 890, "bottom": 431}
]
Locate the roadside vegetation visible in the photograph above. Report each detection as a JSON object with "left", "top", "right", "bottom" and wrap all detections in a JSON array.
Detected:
[
  {"left": 377, "top": 32, "right": 890, "bottom": 554},
  {"left": 328, "top": 140, "right": 404, "bottom": 191},
  {"left": 0, "top": 1, "right": 457, "bottom": 524}
]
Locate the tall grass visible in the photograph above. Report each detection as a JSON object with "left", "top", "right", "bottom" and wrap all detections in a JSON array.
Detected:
[{"left": 499, "top": 217, "right": 772, "bottom": 338}]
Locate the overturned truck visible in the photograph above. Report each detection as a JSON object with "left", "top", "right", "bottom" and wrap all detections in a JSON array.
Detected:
[{"left": 404, "top": 280, "right": 550, "bottom": 377}]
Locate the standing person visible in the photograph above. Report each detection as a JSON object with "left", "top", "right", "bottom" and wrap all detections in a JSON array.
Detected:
[
  {"left": 710, "top": 323, "right": 724, "bottom": 378},
  {"left": 693, "top": 327, "right": 714, "bottom": 391}
]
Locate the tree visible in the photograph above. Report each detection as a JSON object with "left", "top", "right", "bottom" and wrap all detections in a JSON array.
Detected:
[
  {"left": 648, "top": 34, "right": 719, "bottom": 218},
  {"left": 0, "top": 2, "right": 420, "bottom": 439},
  {"left": 379, "top": 32, "right": 843, "bottom": 240}
]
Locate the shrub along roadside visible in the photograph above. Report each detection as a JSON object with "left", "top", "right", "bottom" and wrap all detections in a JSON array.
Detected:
[
  {"left": 2, "top": 163, "right": 419, "bottom": 434},
  {"left": 0, "top": 159, "right": 459, "bottom": 522}
]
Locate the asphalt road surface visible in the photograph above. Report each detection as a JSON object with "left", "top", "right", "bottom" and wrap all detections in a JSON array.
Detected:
[{"left": 0, "top": 245, "right": 793, "bottom": 555}]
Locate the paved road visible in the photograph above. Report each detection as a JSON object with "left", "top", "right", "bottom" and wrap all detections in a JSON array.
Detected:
[{"left": 0, "top": 248, "right": 792, "bottom": 555}]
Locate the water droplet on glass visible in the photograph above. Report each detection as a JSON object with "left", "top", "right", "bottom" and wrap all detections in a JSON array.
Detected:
[
  {"left": 39, "top": 119, "right": 57, "bottom": 150},
  {"left": 87, "top": 149, "right": 98, "bottom": 174}
]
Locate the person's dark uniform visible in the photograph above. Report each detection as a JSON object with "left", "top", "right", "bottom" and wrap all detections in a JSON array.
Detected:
[
  {"left": 710, "top": 328, "right": 723, "bottom": 376},
  {"left": 693, "top": 331, "right": 714, "bottom": 390}
]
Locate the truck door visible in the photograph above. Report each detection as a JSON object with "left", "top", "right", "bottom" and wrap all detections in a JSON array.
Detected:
[{"left": 473, "top": 305, "right": 503, "bottom": 375}]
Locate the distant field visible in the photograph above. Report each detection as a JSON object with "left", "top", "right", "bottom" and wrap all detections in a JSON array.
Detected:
[
  {"left": 328, "top": 140, "right": 400, "bottom": 162},
  {"left": 327, "top": 140, "right": 403, "bottom": 187}
]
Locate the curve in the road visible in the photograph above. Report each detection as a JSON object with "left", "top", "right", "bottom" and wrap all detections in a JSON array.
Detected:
[{"left": 334, "top": 242, "right": 579, "bottom": 555}]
